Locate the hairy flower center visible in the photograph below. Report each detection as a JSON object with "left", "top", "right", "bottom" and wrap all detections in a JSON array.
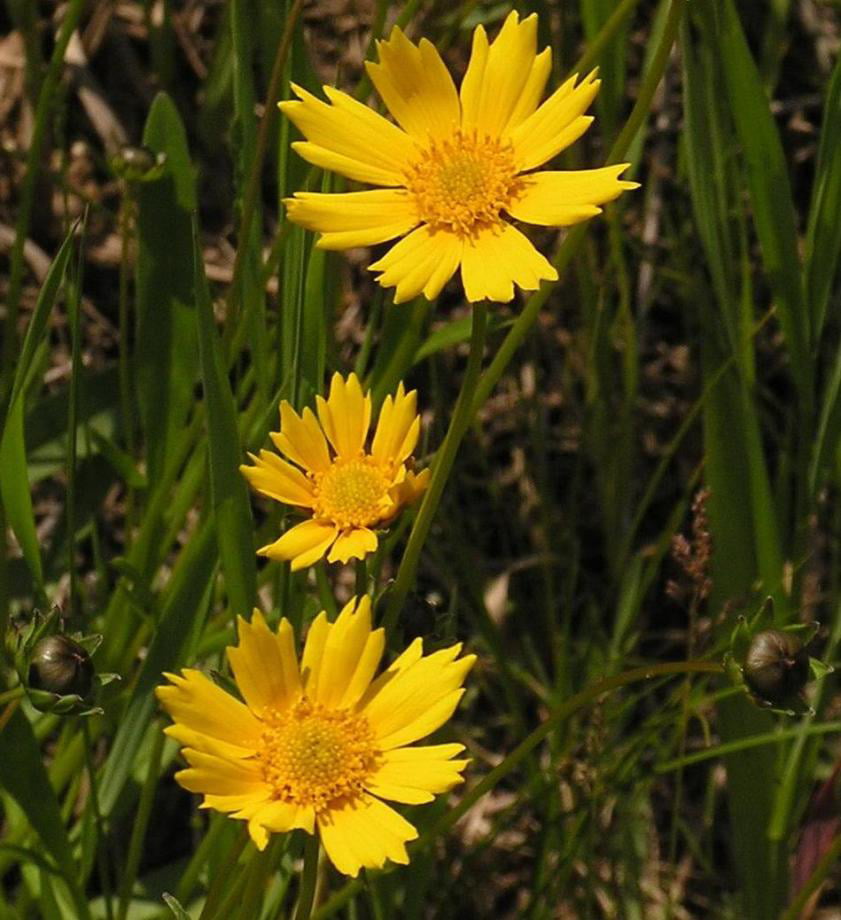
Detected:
[
  {"left": 313, "top": 457, "right": 390, "bottom": 529},
  {"left": 257, "top": 698, "right": 379, "bottom": 812},
  {"left": 404, "top": 130, "right": 523, "bottom": 236}
]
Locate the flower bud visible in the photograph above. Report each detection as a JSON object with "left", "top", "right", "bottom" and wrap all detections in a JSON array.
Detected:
[
  {"left": 110, "top": 145, "right": 166, "bottom": 183},
  {"left": 28, "top": 635, "right": 94, "bottom": 699},
  {"left": 744, "top": 629, "right": 809, "bottom": 705}
]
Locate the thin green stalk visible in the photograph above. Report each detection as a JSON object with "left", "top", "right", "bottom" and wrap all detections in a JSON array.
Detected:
[
  {"left": 225, "top": 0, "right": 306, "bottom": 334},
  {"left": 83, "top": 719, "right": 114, "bottom": 920},
  {"left": 468, "top": 0, "right": 686, "bottom": 421},
  {"left": 572, "top": 0, "right": 644, "bottom": 77},
  {"left": 197, "top": 830, "right": 249, "bottom": 920},
  {"left": 312, "top": 659, "right": 723, "bottom": 919},
  {"left": 380, "top": 304, "right": 488, "bottom": 633},
  {"left": 354, "top": 558, "right": 367, "bottom": 597},
  {"left": 293, "top": 835, "right": 320, "bottom": 920},
  {"left": 117, "top": 191, "right": 136, "bottom": 541},
  {"left": 116, "top": 724, "right": 166, "bottom": 920},
  {"left": 67, "top": 234, "right": 85, "bottom": 617},
  {"left": 171, "top": 814, "right": 231, "bottom": 909},
  {"left": 1, "top": 0, "right": 85, "bottom": 385},
  {"left": 0, "top": 686, "right": 25, "bottom": 708}
]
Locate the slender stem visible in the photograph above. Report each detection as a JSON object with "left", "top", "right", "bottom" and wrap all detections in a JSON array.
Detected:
[
  {"left": 571, "top": 0, "right": 644, "bottom": 78},
  {"left": 116, "top": 723, "right": 165, "bottom": 920},
  {"left": 354, "top": 558, "right": 367, "bottom": 597},
  {"left": 67, "top": 235, "right": 84, "bottom": 617},
  {"left": 197, "top": 829, "right": 249, "bottom": 920},
  {"left": 225, "top": 0, "right": 305, "bottom": 333},
  {"left": 468, "top": 0, "right": 686, "bottom": 421},
  {"left": 83, "top": 719, "right": 114, "bottom": 920},
  {"left": 311, "top": 659, "right": 723, "bottom": 919},
  {"left": 1, "top": 0, "right": 85, "bottom": 385},
  {"left": 380, "top": 304, "right": 488, "bottom": 633},
  {"left": 0, "top": 686, "right": 25, "bottom": 708},
  {"left": 117, "top": 191, "right": 136, "bottom": 542},
  {"left": 293, "top": 834, "right": 320, "bottom": 920}
]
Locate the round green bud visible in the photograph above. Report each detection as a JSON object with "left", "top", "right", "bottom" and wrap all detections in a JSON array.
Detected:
[
  {"left": 744, "top": 629, "right": 809, "bottom": 705},
  {"left": 28, "top": 635, "right": 94, "bottom": 699}
]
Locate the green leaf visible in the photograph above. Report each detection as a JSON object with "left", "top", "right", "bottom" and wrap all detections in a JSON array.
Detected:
[
  {"left": 194, "top": 225, "right": 257, "bottom": 618},
  {"left": 0, "top": 231, "right": 74, "bottom": 590},
  {"left": 0, "top": 708, "right": 88, "bottom": 918},
  {"left": 804, "top": 50, "right": 841, "bottom": 339},
  {"left": 135, "top": 92, "right": 199, "bottom": 483},
  {"left": 713, "top": 0, "right": 809, "bottom": 395},
  {"left": 162, "top": 893, "right": 192, "bottom": 920},
  {"left": 98, "top": 521, "right": 217, "bottom": 816}
]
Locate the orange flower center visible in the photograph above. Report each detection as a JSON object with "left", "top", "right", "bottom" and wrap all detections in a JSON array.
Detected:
[
  {"left": 257, "top": 698, "right": 379, "bottom": 812},
  {"left": 312, "top": 457, "right": 390, "bottom": 529},
  {"left": 404, "top": 129, "right": 523, "bottom": 237}
]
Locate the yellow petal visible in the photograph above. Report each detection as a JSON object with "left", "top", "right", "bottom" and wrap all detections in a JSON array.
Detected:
[
  {"left": 460, "top": 12, "right": 541, "bottom": 138},
  {"left": 503, "top": 47, "right": 552, "bottom": 135},
  {"left": 301, "top": 611, "right": 330, "bottom": 697},
  {"left": 460, "top": 223, "right": 557, "bottom": 303},
  {"left": 316, "top": 373, "right": 371, "bottom": 459},
  {"left": 310, "top": 597, "right": 374, "bottom": 707},
  {"left": 510, "top": 69, "right": 600, "bottom": 171},
  {"left": 239, "top": 451, "right": 315, "bottom": 507},
  {"left": 270, "top": 404, "right": 331, "bottom": 474},
  {"left": 227, "top": 610, "right": 301, "bottom": 714},
  {"left": 250, "top": 800, "right": 315, "bottom": 835},
  {"left": 157, "top": 670, "right": 263, "bottom": 750},
  {"left": 362, "top": 646, "right": 477, "bottom": 749},
  {"left": 508, "top": 165, "right": 638, "bottom": 226},
  {"left": 164, "top": 723, "right": 253, "bottom": 762},
  {"left": 340, "top": 627, "right": 386, "bottom": 708},
  {"left": 368, "top": 225, "right": 462, "bottom": 304},
  {"left": 388, "top": 468, "right": 430, "bottom": 511},
  {"left": 279, "top": 84, "right": 413, "bottom": 185},
  {"left": 257, "top": 519, "right": 338, "bottom": 571},
  {"left": 366, "top": 28, "right": 460, "bottom": 142},
  {"left": 366, "top": 744, "right": 469, "bottom": 803},
  {"left": 372, "top": 384, "right": 420, "bottom": 465},
  {"left": 317, "top": 794, "right": 417, "bottom": 877},
  {"left": 283, "top": 189, "right": 419, "bottom": 251},
  {"left": 176, "top": 749, "right": 266, "bottom": 797},
  {"left": 327, "top": 527, "right": 379, "bottom": 564}
]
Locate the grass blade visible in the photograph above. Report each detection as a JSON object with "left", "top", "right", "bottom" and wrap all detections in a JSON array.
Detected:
[
  {"left": 194, "top": 224, "right": 257, "bottom": 618},
  {"left": 135, "top": 92, "right": 199, "bottom": 483}
]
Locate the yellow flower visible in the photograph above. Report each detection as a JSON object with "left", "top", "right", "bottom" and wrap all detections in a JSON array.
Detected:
[
  {"left": 240, "top": 373, "right": 429, "bottom": 570},
  {"left": 157, "top": 597, "right": 475, "bottom": 876},
  {"left": 279, "top": 11, "right": 637, "bottom": 304}
]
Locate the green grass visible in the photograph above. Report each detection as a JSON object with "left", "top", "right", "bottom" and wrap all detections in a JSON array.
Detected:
[{"left": 2, "top": 0, "right": 841, "bottom": 917}]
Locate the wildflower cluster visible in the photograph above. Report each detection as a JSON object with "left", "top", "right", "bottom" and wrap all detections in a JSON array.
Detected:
[{"left": 158, "top": 10, "right": 635, "bottom": 883}]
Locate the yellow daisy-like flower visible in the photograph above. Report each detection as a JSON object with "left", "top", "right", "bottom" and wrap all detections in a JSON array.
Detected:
[
  {"left": 240, "top": 372, "right": 429, "bottom": 570},
  {"left": 280, "top": 11, "right": 637, "bottom": 304},
  {"left": 157, "top": 597, "right": 475, "bottom": 876}
]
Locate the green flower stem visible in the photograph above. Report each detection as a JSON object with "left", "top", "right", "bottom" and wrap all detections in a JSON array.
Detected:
[
  {"left": 225, "top": 0, "right": 306, "bottom": 340},
  {"left": 171, "top": 814, "right": 231, "bottom": 909},
  {"left": 468, "top": 0, "right": 687, "bottom": 423},
  {"left": 197, "top": 829, "right": 249, "bottom": 920},
  {"left": 380, "top": 303, "right": 488, "bottom": 634},
  {"left": 0, "top": 0, "right": 85, "bottom": 385},
  {"left": 311, "top": 658, "right": 722, "bottom": 919},
  {"left": 572, "top": 0, "right": 645, "bottom": 78},
  {"left": 293, "top": 834, "right": 321, "bottom": 920},
  {"left": 116, "top": 723, "right": 166, "bottom": 920},
  {"left": 0, "top": 686, "right": 25, "bottom": 709},
  {"left": 83, "top": 719, "right": 114, "bottom": 920}
]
